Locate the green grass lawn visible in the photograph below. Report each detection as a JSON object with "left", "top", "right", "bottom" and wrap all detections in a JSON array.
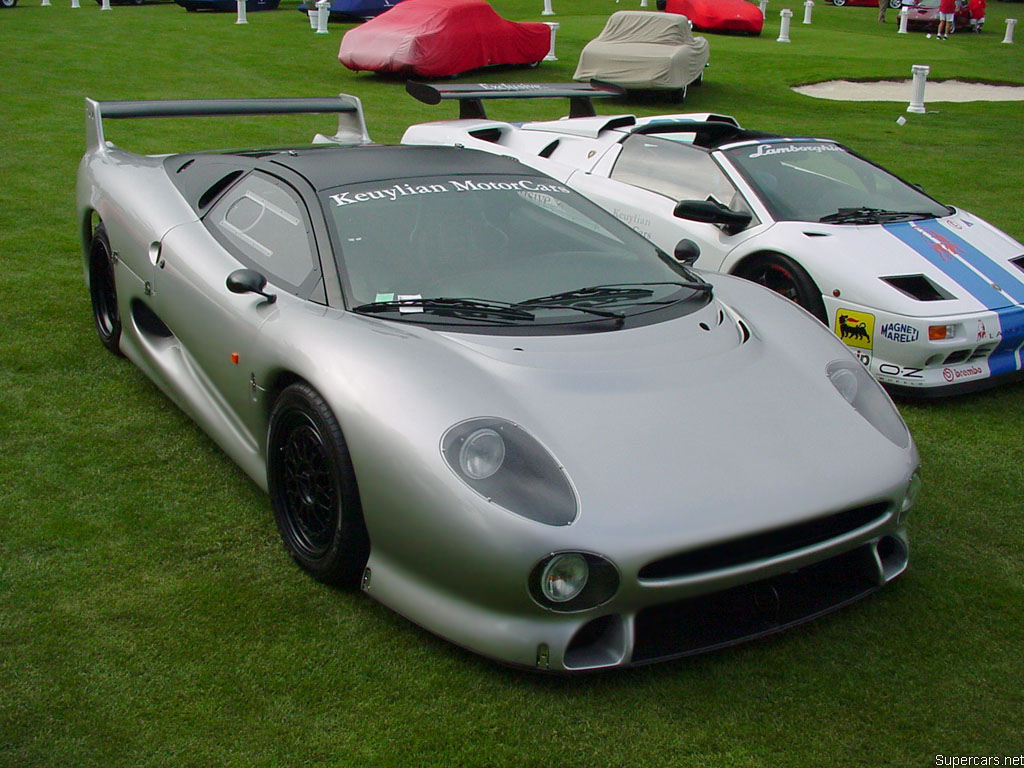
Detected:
[{"left": 2, "top": 0, "right": 1023, "bottom": 765}]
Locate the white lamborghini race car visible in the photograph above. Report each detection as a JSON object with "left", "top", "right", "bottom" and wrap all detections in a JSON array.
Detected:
[{"left": 402, "top": 82, "right": 1024, "bottom": 396}]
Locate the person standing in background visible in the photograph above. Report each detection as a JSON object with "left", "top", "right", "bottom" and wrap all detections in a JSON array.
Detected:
[
  {"left": 936, "top": 0, "right": 955, "bottom": 37},
  {"left": 878, "top": 0, "right": 888, "bottom": 22}
]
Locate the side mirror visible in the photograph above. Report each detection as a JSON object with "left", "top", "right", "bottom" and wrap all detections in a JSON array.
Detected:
[
  {"left": 673, "top": 238, "right": 701, "bottom": 266},
  {"left": 226, "top": 268, "right": 277, "bottom": 304},
  {"left": 673, "top": 199, "right": 752, "bottom": 235}
]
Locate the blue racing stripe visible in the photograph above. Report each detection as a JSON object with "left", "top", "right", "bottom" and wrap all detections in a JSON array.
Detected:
[
  {"left": 884, "top": 219, "right": 1024, "bottom": 308},
  {"left": 989, "top": 306, "right": 1024, "bottom": 378}
]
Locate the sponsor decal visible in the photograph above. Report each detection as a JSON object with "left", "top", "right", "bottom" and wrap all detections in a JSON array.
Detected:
[
  {"left": 879, "top": 322, "right": 920, "bottom": 343},
  {"left": 946, "top": 219, "right": 963, "bottom": 231},
  {"left": 613, "top": 209, "right": 653, "bottom": 239},
  {"left": 474, "top": 83, "right": 541, "bottom": 91},
  {"left": 977, "top": 320, "right": 988, "bottom": 341},
  {"left": 329, "top": 178, "right": 570, "bottom": 207},
  {"left": 834, "top": 309, "right": 874, "bottom": 350},
  {"left": 878, "top": 363, "right": 923, "bottom": 379},
  {"left": 942, "top": 365, "right": 984, "bottom": 383},
  {"left": 747, "top": 143, "right": 842, "bottom": 159}
]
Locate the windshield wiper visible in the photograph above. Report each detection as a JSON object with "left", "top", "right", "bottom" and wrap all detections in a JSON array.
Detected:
[
  {"left": 517, "top": 281, "right": 711, "bottom": 310},
  {"left": 818, "top": 207, "right": 937, "bottom": 224},
  {"left": 352, "top": 297, "right": 536, "bottom": 322}
]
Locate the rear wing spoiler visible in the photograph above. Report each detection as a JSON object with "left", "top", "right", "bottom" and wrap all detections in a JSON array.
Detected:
[
  {"left": 405, "top": 81, "right": 625, "bottom": 120},
  {"left": 84, "top": 95, "right": 371, "bottom": 153}
]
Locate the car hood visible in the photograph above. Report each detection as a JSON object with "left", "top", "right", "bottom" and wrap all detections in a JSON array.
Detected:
[
  {"left": 770, "top": 210, "right": 1024, "bottom": 316},
  {"left": 331, "top": 279, "right": 916, "bottom": 559}
]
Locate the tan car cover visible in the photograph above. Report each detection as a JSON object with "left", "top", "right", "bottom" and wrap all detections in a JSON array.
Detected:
[{"left": 573, "top": 11, "right": 710, "bottom": 91}]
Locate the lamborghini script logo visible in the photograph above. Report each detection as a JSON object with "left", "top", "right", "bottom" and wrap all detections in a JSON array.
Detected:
[{"left": 835, "top": 309, "right": 874, "bottom": 350}]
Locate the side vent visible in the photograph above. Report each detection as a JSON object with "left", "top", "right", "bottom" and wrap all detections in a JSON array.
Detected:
[
  {"left": 468, "top": 127, "right": 504, "bottom": 144},
  {"left": 197, "top": 170, "right": 244, "bottom": 211},
  {"left": 881, "top": 274, "right": 954, "bottom": 301},
  {"left": 538, "top": 139, "right": 560, "bottom": 158},
  {"left": 1012, "top": 256, "right": 1024, "bottom": 275},
  {"left": 737, "top": 319, "right": 751, "bottom": 343},
  {"left": 176, "top": 158, "right": 196, "bottom": 173}
]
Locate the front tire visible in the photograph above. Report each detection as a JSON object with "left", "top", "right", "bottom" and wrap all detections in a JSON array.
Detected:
[
  {"left": 89, "top": 223, "right": 123, "bottom": 355},
  {"left": 267, "top": 383, "right": 369, "bottom": 587},
  {"left": 889, "top": 0, "right": 901, "bottom": 8},
  {"left": 733, "top": 253, "right": 827, "bottom": 323},
  {"left": 832, "top": 0, "right": 847, "bottom": 6}
]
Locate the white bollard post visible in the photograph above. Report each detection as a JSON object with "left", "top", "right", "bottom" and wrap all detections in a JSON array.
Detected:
[
  {"left": 898, "top": 5, "right": 909, "bottom": 33},
  {"left": 316, "top": 0, "right": 330, "bottom": 33},
  {"left": 759, "top": 0, "right": 768, "bottom": 14},
  {"left": 100, "top": 0, "right": 111, "bottom": 10},
  {"left": 640, "top": 0, "right": 648, "bottom": 7},
  {"left": 777, "top": 8, "right": 792, "bottom": 41},
  {"left": 1002, "top": 18, "right": 1016, "bottom": 43},
  {"left": 802, "top": 0, "right": 813, "bottom": 24},
  {"left": 236, "top": 0, "right": 248, "bottom": 24},
  {"left": 71, "top": 0, "right": 80, "bottom": 8},
  {"left": 543, "top": 22, "right": 560, "bottom": 60},
  {"left": 41, "top": 0, "right": 51, "bottom": 6},
  {"left": 907, "top": 64, "right": 929, "bottom": 113},
  {"left": 308, "top": 8, "right": 318, "bottom": 27},
  {"left": 541, "top": 0, "right": 554, "bottom": 16}
]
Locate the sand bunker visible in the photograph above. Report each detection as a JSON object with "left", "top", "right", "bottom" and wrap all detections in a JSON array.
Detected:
[{"left": 794, "top": 79, "right": 1024, "bottom": 102}]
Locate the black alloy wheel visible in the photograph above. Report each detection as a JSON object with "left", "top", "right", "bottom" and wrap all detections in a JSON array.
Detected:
[
  {"left": 268, "top": 383, "right": 369, "bottom": 587},
  {"left": 734, "top": 253, "right": 828, "bottom": 323},
  {"left": 89, "top": 223, "right": 123, "bottom": 355}
]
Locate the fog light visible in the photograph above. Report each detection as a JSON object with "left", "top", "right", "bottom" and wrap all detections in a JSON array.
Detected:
[
  {"left": 458, "top": 428, "right": 505, "bottom": 480},
  {"left": 541, "top": 553, "right": 589, "bottom": 603},
  {"left": 900, "top": 468, "right": 922, "bottom": 523}
]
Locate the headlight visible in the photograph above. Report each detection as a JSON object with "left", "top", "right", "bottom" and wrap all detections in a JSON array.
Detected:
[
  {"left": 442, "top": 418, "right": 578, "bottom": 525},
  {"left": 826, "top": 360, "right": 910, "bottom": 448},
  {"left": 459, "top": 428, "right": 505, "bottom": 480},
  {"left": 529, "top": 552, "right": 619, "bottom": 612}
]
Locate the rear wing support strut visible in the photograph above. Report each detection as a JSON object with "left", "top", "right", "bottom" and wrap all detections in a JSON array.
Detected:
[
  {"left": 405, "top": 81, "right": 625, "bottom": 120},
  {"left": 84, "top": 95, "right": 371, "bottom": 152}
]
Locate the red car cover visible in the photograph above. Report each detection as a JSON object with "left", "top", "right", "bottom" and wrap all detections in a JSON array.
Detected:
[
  {"left": 665, "top": 0, "right": 764, "bottom": 35},
  {"left": 338, "top": 0, "right": 551, "bottom": 78}
]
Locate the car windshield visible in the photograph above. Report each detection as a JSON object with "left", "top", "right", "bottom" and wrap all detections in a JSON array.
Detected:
[
  {"left": 722, "top": 141, "right": 951, "bottom": 223},
  {"left": 321, "top": 173, "right": 709, "bottom": 328}
]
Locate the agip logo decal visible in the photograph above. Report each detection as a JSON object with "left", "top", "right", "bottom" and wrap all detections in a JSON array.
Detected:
[{"left": 835, "top": 309, "right": 874, "bottom": 350}]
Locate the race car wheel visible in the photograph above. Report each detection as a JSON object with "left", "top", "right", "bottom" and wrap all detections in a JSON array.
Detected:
[
  {"left": 888, "top": 0, "right": 901, "bottom": 8},
  {"left": 832, "top": 0, "right": 847, "bottom": 6},
  {"left": 268, "top": 382, "right": 369, "bottom": 587},
  {"left": 734, "top": 253, "right": 828, "bottom": 323},
  {"left": 88, "top": 223, "right": 123, "bottom": 356},
  {"left": 1, "top": 0, "right": 18, "bottom": 8}
]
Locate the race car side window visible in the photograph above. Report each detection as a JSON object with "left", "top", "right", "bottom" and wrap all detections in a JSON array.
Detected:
[
  {"left": 206, "top": 172, "right": 324, "bottom": 301},
  {"left": 611, "top": 134, "right": 753, "bottom": 218}
]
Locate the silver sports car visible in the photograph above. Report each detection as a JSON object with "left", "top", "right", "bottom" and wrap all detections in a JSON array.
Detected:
[{"left": 78, "top": 95, "right": 921, "bottom": 671}]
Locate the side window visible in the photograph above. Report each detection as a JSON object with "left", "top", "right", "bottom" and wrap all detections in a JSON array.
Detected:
[
  {"left": 611, "top": 134, "right": 747, "bottom": 212},
  {"left": 207, "top": 172, "right": 322, "bottom": 298}
]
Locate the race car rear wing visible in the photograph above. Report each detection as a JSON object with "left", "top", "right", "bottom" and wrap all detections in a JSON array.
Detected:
[
  {"left": 405, "top": 81, "right": 625, "bottom": 120},
  {"left": 84, "top": 95, "right": 371, "bottom": 153}
]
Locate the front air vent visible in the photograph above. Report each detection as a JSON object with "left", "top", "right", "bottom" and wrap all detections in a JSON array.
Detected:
[
  {"left": 468, "top": 127, "right": 503, "bottom": 144},
  {"left": 737, "top": 319, "right": 751, "bottom": 343},
  {"left": 1012, "top": 256, "right": 1024, "bottom": 275},
  {"left": 881, "top": 274, "right": 954, "bottom": 301},
  {"left": 638, "top": 502, "right": 889, "bottom": 580}
]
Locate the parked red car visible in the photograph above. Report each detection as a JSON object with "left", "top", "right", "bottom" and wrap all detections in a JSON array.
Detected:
[
  {"left": 660, "top": 0, "right": 763, "bottom": 34},
  {"left": 831, "top": 0, "right": 901, "bottom": 9},
  {"left": 338, "top": 0, "right": 550, "bottom": 78}
]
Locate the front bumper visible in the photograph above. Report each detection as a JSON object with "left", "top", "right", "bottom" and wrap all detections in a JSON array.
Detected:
[{"left": 823, "top": 297, "right": 1024, "bottom": 395}]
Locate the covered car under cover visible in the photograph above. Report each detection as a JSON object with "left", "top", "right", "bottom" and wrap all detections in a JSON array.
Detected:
[
  {"left": 664, "top": 0, "right": 764, "bottom": 35},
  {"left": 573, "top": 11, "right": 710, "bottom": 92},
  {"left": 338, "top": 0, "right": 551, "bottom": 78}
]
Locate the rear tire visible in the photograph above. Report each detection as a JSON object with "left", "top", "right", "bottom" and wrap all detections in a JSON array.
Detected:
[
  {"left": 89, "top": 223, "right": 123, "bottom": 355},
  {"left": 733, "top": 253, "right": 827, "bottom": 323},
  {"left": 267, "top": 383, "right": 369, "bottom": 587},
  {"left": 832, "top": 0, "right": 847, "bottom": 6}
]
